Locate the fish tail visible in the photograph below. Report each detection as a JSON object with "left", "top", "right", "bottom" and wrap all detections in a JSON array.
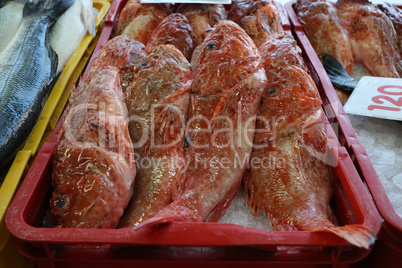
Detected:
[
  {"left": 23, "top": 0, "right": 75, "bottom": 21},
  {"left": 317, "top": 224, "right": 376, "bottom": 249},
  {"left": 321, "top": 54, "right": 357, "bottom": 94}
]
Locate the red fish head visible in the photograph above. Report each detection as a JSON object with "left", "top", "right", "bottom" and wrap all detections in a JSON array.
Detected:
[
  {"left": 51, "top": 146, "right": 131, "bottom": 228},
  {"left": 191, "top": 20, "right": 261, "bottom": 96},
  {"left": 229, "top": 0, "right": 274, "bottom": 22},
  {"left": 259, "top": 66, "right": 323, "bottom": 141},
  {"left": 145, "top": 13, "right": 196, "bottom": 60}
]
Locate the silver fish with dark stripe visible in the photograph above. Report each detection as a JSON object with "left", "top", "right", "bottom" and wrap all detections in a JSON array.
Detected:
[{"left": 0, "top": 0, "right": 75, "bottom": 167}]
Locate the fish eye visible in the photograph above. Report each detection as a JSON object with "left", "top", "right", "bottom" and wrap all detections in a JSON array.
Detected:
[
  {"left": 205, "top": 28, "right": 213, "bottom": 32},
  {"left": 183, "top": 137, "right": 190, "bottom": 150},
  {"left": 180, "top": 24, "right": 188, "bottom": 29},
  {"left": 55, "top": 199, "right": 65, "bottom": 208},
  {"left": 141, "top": 62, "right": 148, "bottom": 67},
  {"left": 207, "top": 42, "right": 216, "bottom": 49},
  {"left": 284, "top": 38, "right": 293, "bottom": 42},
  {"left": 269, "top": 87, "right": 278, "bottom": 95},
  {"left": 247, "top": 188, "right": 252, "bottom": 198}
]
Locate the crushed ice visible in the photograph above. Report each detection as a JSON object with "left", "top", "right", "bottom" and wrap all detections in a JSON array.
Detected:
[
  {"left": 218, "top": 187, "right": 272, "bottom": 230},
  {"left": 347, "top": 62, "right": 402, "bottom": 217}
]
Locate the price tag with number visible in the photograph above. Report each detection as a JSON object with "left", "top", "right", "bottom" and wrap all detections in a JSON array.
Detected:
[{"left": 344, "top": 76, "right": 402, "bottom": 121}]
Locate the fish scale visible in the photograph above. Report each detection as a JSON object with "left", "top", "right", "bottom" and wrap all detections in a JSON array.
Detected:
[{"left": 0, "top": 0, "right": 75, "bottom": 167}]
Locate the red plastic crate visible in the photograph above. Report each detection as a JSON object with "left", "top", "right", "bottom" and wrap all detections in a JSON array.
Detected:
[
  {"left": 285, "top": 1, "right": 402, "bottom": 267},
  {"left": 5, "top": 0, "right": 381, "bottom": 267}
]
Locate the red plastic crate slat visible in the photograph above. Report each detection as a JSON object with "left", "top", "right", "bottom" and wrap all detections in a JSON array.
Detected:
[{"left": 5, "top": 0, "right": 381, "bottom": 266}]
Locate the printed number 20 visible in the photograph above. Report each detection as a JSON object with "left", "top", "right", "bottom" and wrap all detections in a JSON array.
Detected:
[{"left": 368, "top": 85, "right": 402, "bottom": 112}]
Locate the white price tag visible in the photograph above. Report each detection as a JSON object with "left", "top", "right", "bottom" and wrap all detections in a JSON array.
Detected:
[
  {"left": 344, "top": 76, "right": 402, "bottom": 121},
  {"left": 141, "top": 0, "right": 231, "bottom": 3}
]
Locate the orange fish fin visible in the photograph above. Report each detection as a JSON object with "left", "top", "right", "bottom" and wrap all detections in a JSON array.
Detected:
[
  {"left": 157, "top": 80, "right": 192, "bottom": 107},
  {"left": 244, "top": 171, "right": 260, "bottom": 219},
  {"left": 152, "top": 82, "right": 191, "bottom": 146},
  {"left": 211, "top": 84, "right": 240, "bottom": 120},
  {"left": 211, "top": 70, "right": 266, "bottom": 123},
  {"left": 133, "top": 203, "right": 196, "bottom": 230},
  {"left": 133, "top": 215, "right": 174, "bottom": 230},
  {"left": 69, "top": 81, "right": 80, "bottom": 107},
  {"left": 152, "top": 106, "right": 184, "bottom": 146},
  {"left": 335, "top": 88, "right": 349, "bottom": 105},
  {"left": 245, "top": 196, "right": 260, "bottom": 219},
  {"left": 315, "top": 224, "right": 376, "bottom": 249}
]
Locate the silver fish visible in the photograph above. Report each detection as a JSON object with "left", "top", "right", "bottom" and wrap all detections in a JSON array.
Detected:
[{"left": 0, "top": 0, "right": 75, "bottom": 167}]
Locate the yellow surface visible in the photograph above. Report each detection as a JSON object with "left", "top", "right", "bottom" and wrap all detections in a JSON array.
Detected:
[
  {"left": 0, "top": 235, "right": 34, "bottom": 268},
  {"left": 0, "top": 1, "right": 110, "bottom": 267}
]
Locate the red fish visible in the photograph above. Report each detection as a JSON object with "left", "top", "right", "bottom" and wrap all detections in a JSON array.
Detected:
[
  {"left": 337, "top": 0, "right": 402, "bottom": 78},
  {"left": 296, "top": 0, "right": 354, "bottom": 75},
  {"left": 177, "top": 3, "right": 227, "bottom": 45},
  {"left": 244, "top": 64, "right": 376, "bottom": 249},
  {"left": 378, "top": 2, "right": 402, "bottom": 54},
  {"left": 117, "top": 0, "right": 170, "bottom": 44},
  {"left": 51, "top": 36, "right": 137, "bottom": 228},
  {"left": 134, "top": 21, "right": 267, "bottom": 228},
  {"left": 145, "top": 13, "right": 196, "bottom": 61},
  {"left": 229, "top": 0, "right": 283, "bottom": 47},
  {"left": 258, "top": 32, "right": 306, "bottom": 81},
  {"left": 229, "top": 0, "right": 273, "bottom": 22},
  {"left": 296, "top": 0, "right": 353, "bottom": 104},
  {"left": 118, "top": 44, "right": 193, "bottom": 227}
]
